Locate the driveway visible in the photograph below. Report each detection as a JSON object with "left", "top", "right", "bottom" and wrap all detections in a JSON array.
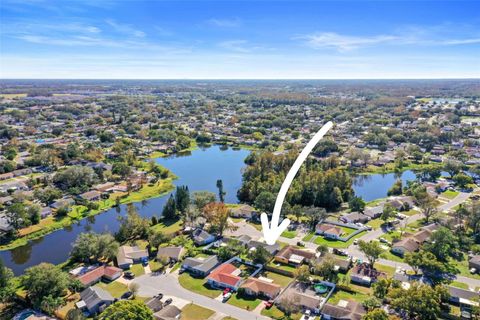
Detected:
[{"left": 133, "top": 273, "right": 270, "bottom": 320}]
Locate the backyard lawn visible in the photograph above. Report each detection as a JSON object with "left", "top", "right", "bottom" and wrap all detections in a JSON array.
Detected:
[
  {"left": 261, "top": 305, "right": 301, "bottom": 320},
  {"left": 366, "top": 219, "right": 384, "bottom": 230},
  {"left": 329, "top": 289, "right": 369, "bottom": 304},
  {"left": 97, "top": 281, "right": 128, "bottom": 298},
  {"left": 262, "top": 271, "right": 294, "bottom": 287},
  {"left": 151, "top": 218, "right": 183, "bottom": 235},
  {"left": 314, "top": 231, "right": 366, "bottom": 248},
  {"left": 178, "top": 273, "right": 222, "bottom": 298},
  {"left": 181, "top": 303, "right": 215, "bottom": 320},
  {"left": 227, "top": 294, "right": 262, "bottom": 310}
]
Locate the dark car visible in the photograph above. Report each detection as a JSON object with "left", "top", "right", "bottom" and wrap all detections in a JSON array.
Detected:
[
  {"left": 155, "top": 293, "right": 164, "bottom": 300},
  {"left": 163, "top": 298, "right": 173, "bottom": 306},
  {"left": 121, "top": 291, "right": 133, "bottom": 299},
  {"left": 124, "top": 271, "right": 135, "bottom": 279}
]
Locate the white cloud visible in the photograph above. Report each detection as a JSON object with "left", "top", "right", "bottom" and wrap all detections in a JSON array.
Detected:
[
  {"left": 105, "top": 19, "right": 145, "bottom": 37},
  {"left": 207, "top": 18, "right": 241, "bottom": 28},
  {"left": 299, "top": 32, "right": 397, "bottom": 51},
  {"left": 219, "top": 40, "right": 250, "bottom": 53}
]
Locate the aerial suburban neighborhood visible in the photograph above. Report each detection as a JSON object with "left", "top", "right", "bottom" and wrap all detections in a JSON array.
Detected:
[{"left": 0, "top": 78, "right": 479, "bottom": 320}]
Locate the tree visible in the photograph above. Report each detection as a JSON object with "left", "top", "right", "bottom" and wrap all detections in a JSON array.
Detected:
[
  {"left": 98, "top": 300, "right": 154, "bottom": 320},
  {"left": 34, "top": 186, "right": 62, "bottom": 205},
  {"left": 444, "top": 160, "right": 462, "bottom": 178},
  {"left": 314, "top": 256, "right": 338, "bottom": 283},
  {"left": 176, "top": 135, "right": 191, "bottom": 151},
  {"left": 304, "top": 206, "right": 328, "bottom": 230},
  {"left": 174, "top": 185, "right": 190, "bottom": 214},
  {"left": 358, "top": 240, "right": 383, "bottom": 266},
  {"left": 116, "top": 204, "right": 150, "bottom": 242},
  {"left": 362, "top": 296, "right": 382, "bottom": 311},
  {"left": 162, "top": 194, "right": 177, "bottom": 220},
  {"left": 387, "top": 179, "right": 403, "bottom": 196},
  {"left": 22, "top": 263, "right": 71, "bottom": 307},
  {"left": 279, "top": 295, "right": 300, "bottom": 316},
  {"left": 148, "top": 230, "right": 168, "bottom": 250},
  {"left": 380, "top": 203, "right": 396, "bottom": 223},
  {"left": 388, "top": 282, "right": 449, "bottom": 320},
  {"left": 453, "top": 172, "right": 473, "bottom": 189},
  {"left": 129, "top": 282, "right": 140, "bottom": 298},
  {"left": 413, "top": 190, "right": 437, "bottom": 224},
  {"left": 203, "top": 202, "right": 234, "bottom": 236},
  {"left": 423, "top": 227, "right": 457, "bottom": 261},
  {"left": 362, "top": 309, "right": 388, "bottom": 320},
  {"left": 349, "top": 196, "right": 366, "bottom": 212},
  {"left": 112, "top": 162, "right": 131, "bottom": 179},
  {"left": 66, "top": 309, "right": 86, "bottom": 320},
  {"left": 216, "top": 179, "right": 226, "bottom": 203},
  {"left": 404, "top": 251, "right": 424, "bottom": 275},
  {"left": 53, "top": 165, "right": 98, "bottom": 194},
  {"left": 249, "top": 246, "right": 272, "bottom": 265},
  {"left": 0, "top": 258, "right": 14, "bottom": 302},
  {"left": 372, "top": 278, "right": 394, "bottom": 300},
  {"left": 192, "top": 191, "right": 216, "bottom": 211},
  {"left": 254, "top": 191, "right": 276, "bottom": 213},
  {"left": 294, "top": 265, "right": 310, "bottom": 282}
]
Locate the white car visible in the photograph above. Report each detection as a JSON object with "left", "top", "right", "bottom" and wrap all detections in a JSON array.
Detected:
[{"left": 222, "top": 292, "right": 232, "bottom": 302}]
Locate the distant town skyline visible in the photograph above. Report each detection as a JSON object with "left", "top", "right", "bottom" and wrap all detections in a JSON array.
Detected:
[{"left": 1, "top": 0, "right": 479, "bottom": 79}]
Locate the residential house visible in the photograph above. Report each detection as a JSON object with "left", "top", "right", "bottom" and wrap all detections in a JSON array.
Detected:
[
  {"left": 279, "top": 281, "right": 322, "bottom": 314},
  {"left": 146, "top": 296, "right": 164, "bottom": 313},
  {"left": 340, "top": 212, "right": 370, "bottom": 224},
  {"left": 469, "top": 255, "right": 480, "bottom": 271},
  {"left": 156, "top": 246, "right": 186, "bottom": 263},
  {"left": 116, "top": 245, "right": 149, "bottom": 269},
  {"left": 40, "top": 207, "right": 52, "bottom": 219},
  {"left": 363, "top": 205, "right": 384, "bottom": 219},
  {"left": 391, "top": 238, "right": 420, "bottom": 256},
  {"left": 79, "top": 190, "right": 101, "bottom": 202},
  {"left": 321, "top": 299, "right": 366, "bottom": 320},
  {"left": 192, "top": 228, "right": 216, "bottom": 246},
  {"left": 50, "top": 197, "right": 75, "bottom": 209},
  {"left": 316, "top": 223, "right": 343, "bottom": 240},
  {"left": 447, "top": 286, "right": 480, "bottom": 307},
  {"left": 76, "top": 265, "right": 122, "bottom": 287},
  {"left": 240, "top": 277, "right": 282, "bottom": 299},
  {"left": 153, "top": 305, "right": 182, "bottom": 320},
  {"left": 274, "top": 246, "right": 316, "bottom": 266},
  {"left": 76, "top": 286, "right": 114, "bottom": 315},
  {"left": 246, "top": 239, "right": 280, "bottom": 255},
  {"left": 230, "top": 204, "right": 257, "bottom": 219},
  {"left": 206, "top": 263, "right": 242, "bottom": 291},
  {"left": 182, "top": 255, "right": 220, "bottom": 277},
  {"left": 350, "top": 263, "right": 386, "bottom": 286}
]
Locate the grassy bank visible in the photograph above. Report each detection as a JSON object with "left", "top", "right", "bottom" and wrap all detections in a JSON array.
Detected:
[{"left": 0, "top": 178, "right": 176, "bottom": 251}]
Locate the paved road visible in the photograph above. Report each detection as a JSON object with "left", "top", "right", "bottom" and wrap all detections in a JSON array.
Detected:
[
  {"left": 438, "top": 191, "right": 470, "bottom": 212},
  {"left": 133, "top": 273, "right": 270, "bottom": 320}
]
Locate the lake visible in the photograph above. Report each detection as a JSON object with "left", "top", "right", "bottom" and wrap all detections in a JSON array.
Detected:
[
  {"left": 353, "top": 170, "right": 417, "bottom": 202},
  {"left": 0, "top": 145, "right": 250, "bottom": 275}
]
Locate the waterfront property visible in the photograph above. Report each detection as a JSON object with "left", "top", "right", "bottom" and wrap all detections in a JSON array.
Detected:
[
  {"left": 116, "top": 245, "right": 149, "bottom": 269},
  {"left": 76, "top": 286, "right": 114, "bottom": 315}
]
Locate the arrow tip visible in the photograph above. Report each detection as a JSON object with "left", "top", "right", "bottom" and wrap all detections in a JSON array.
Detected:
[{"left": 260, "top": 212, "right": 291, "bottom": 245}]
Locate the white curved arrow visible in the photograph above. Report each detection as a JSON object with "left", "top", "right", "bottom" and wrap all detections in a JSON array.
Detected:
[{"left": 261, "top": 121, "right": 334, "bottom": 245}]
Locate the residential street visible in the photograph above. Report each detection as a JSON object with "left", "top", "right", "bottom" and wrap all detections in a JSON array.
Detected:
[{"left": 133, "top": 272, "right": 270, "bottom": 320}]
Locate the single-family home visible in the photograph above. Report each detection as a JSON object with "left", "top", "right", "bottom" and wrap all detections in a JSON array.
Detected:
[
  {"left": 246, "top": 240, "right": 280, "bottom": 255},
  {"left": 79, "top": 190, "right": 102, "bottom": 202},
  {"left": 153, "top": 305, "right": 182, "bottom": 320},
  {"left": 469, "top": 255, "right": 480, "bottom": 271},
  {"left": 182, "top": 255, "right": 220, "bottom": 277},
  {"left": 340, "top": 212, "right": 370, "bottom": 224},
  {"left": 40, "top": 207, "right": 52, "bottom": 219},
  {"left": 274, "top": 246, "right": 316, "bottom": 266},
  {"left": 116, "top": 245, "right": 149, "bottom": 269},
  {"left": 192, "top": 229, "right": 216, "bottom": 246},
  {"left": 350, "top": 263, "right": 386, "bottom": 286},
  {"left": 145, "top": 296, "right": 164, "bottom": 313},
  {"left": 50, "top": 197, "right": 75, "bottom": 209},
  {"left": 230, "top": 204, "right": 257, "bottom": 219},
  {"left": 363, "top": 205, "right": 384, "bottom": 219},
  {"left": 391, "top": 238, "right": 420, "bottom": 256},
  {"left": 447, "top": 286, "right": 480, "bottom": 308},
  {"left": 316, "top": 223, "right": 343, "bottom": 240},
  {"left": 240, "top": 277, "right": 281, "bottom": 299},
  {"left": 76, "top": 265, "right": 122, "bottom": 287},
  {"left": 76, "top": 286, "right": 114, "bottom": 315},
  {"left": 278, "top": 281, "right": 322, "bottom": 314},
  {"left": 321, "top": 299, "right": 366, "bottom": 320},
  {"left": 206, "top": 263, "right": 242, "bottom": 291},
  {"left": 156, "top": 246, "right": 186, "bottom": 263}
]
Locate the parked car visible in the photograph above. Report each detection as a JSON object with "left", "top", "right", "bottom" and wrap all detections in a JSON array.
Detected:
[
  {"left": 163, "top": 298, "right": 173, "bottom": 306},
  {"left": 222, "top": 292, "right": 232, "bottom": 302},
  {"left": 353, "top": 239, "right": 359, "bottom": 245},
  {"left": 297, "top": 241, "right": 305, "bottom": 247},
  {"left": 124, "top": 271, "right": 135, "bottom": 279},
  {"left": 223, "top": 288, "right": 231, "bottom": 295},
  {"left": 264, "top": 300, "right": 274, "bottom": 309},
  {"left": 155, "top": 293, "right": 164, "bottom": 300},
  {"left": 121, "top": 291, "right": 133, "bottom": 299}
]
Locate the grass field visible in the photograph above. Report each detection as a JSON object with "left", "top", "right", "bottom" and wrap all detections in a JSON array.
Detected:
[
  {"left": 227, "top": 294, "right": 262, "bottom": 310},
  {"left": 130, "top": 264, "right": 145, "bottom": 277},
  {"left": 281, "top": 230, "right": 297, "bottom": 239},
  {"left": 302, "top": 232, "right": 315, "bottom": 241},
  {"left": 97, "top": 281, "right": 128, "bottom": 298},
  {"left": 314, "top": 231, "right": 366, "bottom": 248},
  {"left": 442, "top": 190, "right": 460, "bottom": 199},
  {"left": 178, "top": 273, "right": 222, "bottom": 298},
  {"left": 261, "top": 271, "right": 294, "bottom": 287},
  {"left": 151, "top": 218, "right": 183, "bottom": 235},
  {"left": 181, "top": 303, "right": 215, "bottom": 320}
]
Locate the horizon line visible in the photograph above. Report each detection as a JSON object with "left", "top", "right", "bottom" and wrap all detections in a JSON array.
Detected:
[{"left": 1, "top": 77, "right": 480, "bottom": 81}]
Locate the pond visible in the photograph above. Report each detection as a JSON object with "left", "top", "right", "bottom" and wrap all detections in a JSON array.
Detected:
[
  {"left": 0, "top": 145, "right": 250, "bottom": 275},
  {"left": 352, "top": 170, "right": 418, "bottom": 202}
]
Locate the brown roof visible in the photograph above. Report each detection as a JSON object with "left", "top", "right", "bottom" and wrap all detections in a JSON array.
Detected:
[
  {"left": 322, "top": 300, "right": 366, "bottom": 320},
  {"left": 77, "top": 266, "right": 122, "bottom": 286},
  {"left": 240, "top": 277, "right": 281, "bottom": 297},
  {"left": 207, "top": 263, "right": 241, "bottom": 287},
  {"left": 316, "top": 224, "right": 343, "bottom": 236},
  {"left": 276, "top": 245, "right": 316, "bottom": 261},
  {"left": 392, "top": 237, "right": 419, "bottom": 252},
  {"left": 412, "top": 229, "right": 432, "bottom": 243}
]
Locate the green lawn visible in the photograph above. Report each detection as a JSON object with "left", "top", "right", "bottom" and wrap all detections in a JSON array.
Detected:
[
  {"left": 151, "top": 218, "right": 183, "bottom": 235},
  {"left": 329, "top": 289, "right": 370, "bottom": 304},
  {"left": 374, "top": 263, "right": 396, "bottom": 277},
  {"left": 442, "top": 190, "right": 460, "bottom": 199},
  {"left": 181, "top": 303, "right": 215, "bottom": 320},
  {"left": 130, "top": 264, "right": 145, "bottom": 277},
  {"left": 450, "top": 281, "right": 469, "bottom": 289},
  {"left": 366, "top": 219, "right": 384, "bottom": 230},
  {"left": 267, "top": 261, "right": 297, "bottom": 274},
  {"left": 261, "top": 305, "right": 301, "bottom": 320},
  {"left": 302, "top": 232, "right": 315, "bottom": 241},
  {"left": 314, "top": 231, "right": 366, "bottom": 248},
  {"left": 261, "top": 271, "right": 294, "bottom": 287},
  {"left": 281, "top": 230, "right": 297, "bottom": 239},
  {"left": 178, "top": 273, "right": 222, "bottom": 298},
  {"left": 380, "top": 250, "right": 405, "bottom": 263},
  {"left": 227, "top": 294, "right": 262, "bottom": 310},
  {"left": 451, "top": 258, "right": 480, "bottom": 280},
  {"left": 97, "top": 281, "right": 128, "bottom": 298}
]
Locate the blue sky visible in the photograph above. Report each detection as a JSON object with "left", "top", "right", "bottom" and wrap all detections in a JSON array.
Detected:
[{"left": 0, "top": 1, "right": 479, "bottom": 79}]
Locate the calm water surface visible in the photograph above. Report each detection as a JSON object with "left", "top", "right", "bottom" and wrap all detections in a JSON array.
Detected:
[
  {"left": 353, "top": 170, "right": 417, "bottom": 202},
  {"left": 0, "top": 146, "right": 249, "bottom": 275}
]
